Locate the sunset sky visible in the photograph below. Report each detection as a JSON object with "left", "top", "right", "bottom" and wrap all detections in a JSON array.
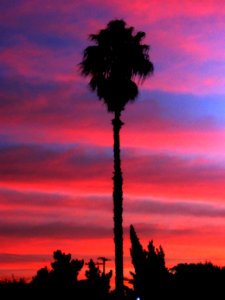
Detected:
[{"left": 1, "top": 0, "right": 225, "bottom": 284}]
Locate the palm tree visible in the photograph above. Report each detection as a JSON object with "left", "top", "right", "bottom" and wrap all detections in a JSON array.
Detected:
[{"left": 80, "top": 19, "right": 153, "bottom": 299}]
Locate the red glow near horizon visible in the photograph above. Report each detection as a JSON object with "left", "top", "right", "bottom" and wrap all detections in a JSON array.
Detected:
[{"left": 1, "top": 0, "right": 225, "bottom": 288}]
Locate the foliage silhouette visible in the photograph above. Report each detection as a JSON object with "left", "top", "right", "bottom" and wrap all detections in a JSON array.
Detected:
[
  {"left": 129, "top": 225, "right": 170, "bottom": 299},
  {"left": 50, "top": 249, "right": 84, "bottom": 287},
  {"left": 32, "top": 249, "right": 84, "bottom": 289},
  {"left": 171, "top": 262, "right": 225, "bottom": 298},
  {"left": 1, "top": 247, "right": 225, "bottom": 299},
  {"left": 84, "top": 258, "right": 112, "bottom": 299},
  {"left": 80, "top": 19, "right": 153, "bottom": 299},
  {"left": 32, "top": 250, "right": 113, "bottom": 299}
]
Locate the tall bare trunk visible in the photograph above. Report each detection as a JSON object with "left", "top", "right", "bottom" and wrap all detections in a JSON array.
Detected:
[{"left": 112, "top": 110, "right": 124, "bottom": 299}]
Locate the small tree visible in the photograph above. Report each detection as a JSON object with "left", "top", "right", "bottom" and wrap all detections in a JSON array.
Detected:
[
  {"left": 32, "top": 250, "right": 84, "bottom": 289},
  {"left": 130, "top": 225, "right": 169, "bottom": 299},
  {"left": 129, "top": 224, "right": 146, "bottom": 297},
  {"left": 85, "top": 259, "right": 112, "bottom": 299},
  {"left": 50, "top": 250, "right": 84, "bottom": 287}
]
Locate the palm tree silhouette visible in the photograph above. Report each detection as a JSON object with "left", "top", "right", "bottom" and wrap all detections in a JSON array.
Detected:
[{"left": 80, "top": 19, "right": 153, "bottom": 299}]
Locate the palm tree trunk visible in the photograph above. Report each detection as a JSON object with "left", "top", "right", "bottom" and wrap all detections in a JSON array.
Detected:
[{"left": 112, "top": 110, "right": 124, "bottom": 299}]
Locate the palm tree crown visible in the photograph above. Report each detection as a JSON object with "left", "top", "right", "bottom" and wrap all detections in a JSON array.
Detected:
[{"left": 80, "top": 19, "right": 153, "bottom": 113}]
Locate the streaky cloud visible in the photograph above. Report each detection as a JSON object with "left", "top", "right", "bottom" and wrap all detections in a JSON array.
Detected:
[
  {"left": 126, "top": 198, "right": 225, "bottom": 218},
  {"left": 0, "top": 220, "right": 111, "bottom": 239}
]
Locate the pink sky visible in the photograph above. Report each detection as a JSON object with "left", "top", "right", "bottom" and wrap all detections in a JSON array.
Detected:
[{"left": 1, "top": 0, "right": 225, "bottom": 285}]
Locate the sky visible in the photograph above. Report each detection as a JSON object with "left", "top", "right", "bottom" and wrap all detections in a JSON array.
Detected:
[{"left": 1, "top": 0, "right": 225, "bottom": 285}]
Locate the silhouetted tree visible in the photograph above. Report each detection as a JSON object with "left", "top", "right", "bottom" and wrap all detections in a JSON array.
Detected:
[
  {"left": 85, "top": 259, "right": 112, "bottom": 299},
  {"left": 32, "top": 266, "right": 50, "bottom": 288},
  {"left": 80, "top": 19, "right": 153, "bottom": 299},
  {"left": 32, "top": 249, "right": 84, "bottom": 290},
  {"left": 145, "top": 240, "right": 169, "bottom": 293},
  {"left": 129, "top": 225, "right": 169, "bottom": 299},
  {"left": 129, "top": 224, "right": 146, "bottom": 297},
  {"left": 85, "top": 259, "right": 101, "bottom": 283},
  {"left": 50, "top": 249, "right": 84, "bottom": 287},
  {"left": 171, "top": 262, "right": 225, "bottom": 298}
]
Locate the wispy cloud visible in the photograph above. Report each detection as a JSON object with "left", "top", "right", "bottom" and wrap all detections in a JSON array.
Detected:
[{"left": 127, "top": 198, "right": 225, "bottom": 218}]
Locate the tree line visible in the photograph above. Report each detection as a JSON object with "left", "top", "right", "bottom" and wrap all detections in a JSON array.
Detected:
[{"left": 1, "top": 225, "right": 225, "bottom": 299}]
